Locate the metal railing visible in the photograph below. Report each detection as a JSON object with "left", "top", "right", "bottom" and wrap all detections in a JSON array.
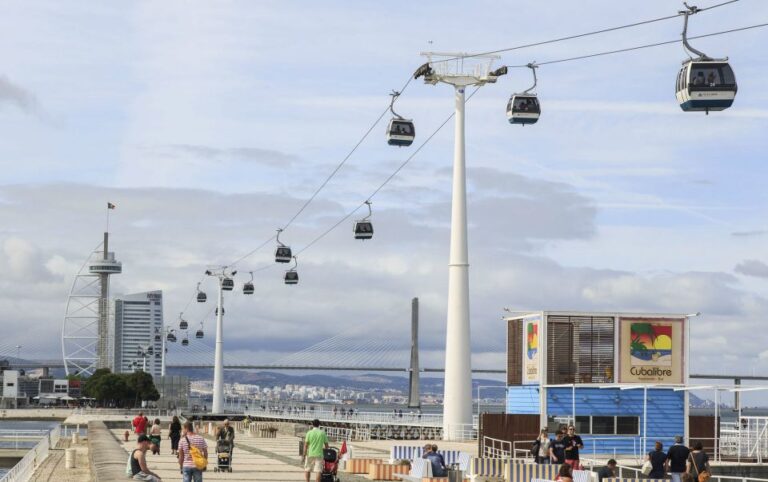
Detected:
[
  {"left": 0, "top": 425, "right": 61, "bottom": 482},
  {"left": 245, "top": 406, "right": 444, "bottom": 427},
  {"left": 483, "top": 435, "right": 512, "bottom": 458},
  {"left": 0, "top": 429, "right": 49, "bottom": 449}
]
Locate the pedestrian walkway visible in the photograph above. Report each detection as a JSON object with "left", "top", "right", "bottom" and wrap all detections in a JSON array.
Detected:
[{"left": 111, "top": 428, "right": 309, "bottom": 481}]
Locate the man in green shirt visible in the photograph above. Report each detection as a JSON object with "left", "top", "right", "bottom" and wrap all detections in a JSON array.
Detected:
[{"left": 303, "top": 419, "right": 329, "bottom": 482}]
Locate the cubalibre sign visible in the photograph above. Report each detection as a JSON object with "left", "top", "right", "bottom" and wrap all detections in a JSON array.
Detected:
[
  {"left": 619, "top": 318, "right": 685, "bottom": 384},
  {"left": 522, "top": 315, "right": 540, "bottom": 384}
]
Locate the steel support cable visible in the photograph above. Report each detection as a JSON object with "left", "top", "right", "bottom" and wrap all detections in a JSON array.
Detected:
[
  {"left": 429, "top": 0, "right": 740, "bottom": 64},
  {"left": 226, "top": 75, "right": 414, "bottom": 269},
  {"left": 504, "top": 22, "right": 768, "bottom": 68},
  {"left": 293, "top": 88, "right": 482, "bottom": 257}
]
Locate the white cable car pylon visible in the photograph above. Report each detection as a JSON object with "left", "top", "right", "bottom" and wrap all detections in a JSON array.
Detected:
[
  {"left": 386, "top": 91, "right": 415, "bottom": 147},
  {"left": 507, "top": 62, "right": 541, "bottom": 125},
  {"left": 675, "top": 2, "right": 737, "bottom": 113},
  {"left": 353, "top": 201, "right": 374, "bottom": 240}
]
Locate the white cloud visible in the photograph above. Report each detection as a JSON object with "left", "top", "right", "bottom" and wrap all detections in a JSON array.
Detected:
[{"left": 735, "top": 259, "right": 768, "bottom": 279}]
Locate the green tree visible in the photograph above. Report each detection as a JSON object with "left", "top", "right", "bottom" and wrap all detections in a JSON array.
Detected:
[
  {"left": 89, "top": 373, "right": 130, "bottom": 405},
  {"left": 82, "top": 368, "right": 113, "bottom": 399},
  {"left": 126, "top": 371, "right": 160, "bottom": 403}
]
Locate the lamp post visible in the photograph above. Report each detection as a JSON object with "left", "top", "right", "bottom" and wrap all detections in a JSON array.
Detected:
[{"left": 418, "top": 52, "right": 504, "bottom": 440}]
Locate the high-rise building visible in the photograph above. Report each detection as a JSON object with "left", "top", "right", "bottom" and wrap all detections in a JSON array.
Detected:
[{"left": 113, "top": 290, "right": 163, "bottom": 377}]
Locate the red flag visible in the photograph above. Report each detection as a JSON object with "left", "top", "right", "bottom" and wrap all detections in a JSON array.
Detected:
[
  {"left": 339, "top": 440, "right": 347, "bottom": 459},
  {"left": 107, "top": 202, "right": 116, "bottom": 209}
]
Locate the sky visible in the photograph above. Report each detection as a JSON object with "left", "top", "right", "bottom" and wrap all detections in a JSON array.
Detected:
[{"left": 1, "top": 1, "right": 767, "bottom": 396}]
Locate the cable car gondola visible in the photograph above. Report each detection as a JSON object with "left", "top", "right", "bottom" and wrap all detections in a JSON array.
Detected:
[
  {"left": 675, "top": 3, "right": 737, "bottom": 113},
  {"left": 243, "top": 271, "right": 254, "bottom": 295},
  {"left": 215, "top": 307, "right": 225, "bottom": 316},
  {"left": 196, "top": 324, "right": 204, "bottom": 339},
  {"left": 181, "top": 337, "right": 189, "bottom": 347},
  {"left": 507, "top": 63, "right": 541, "bottom": 125},
  {"left": 167, "top": 332, "right": 177, "bottom": 343},
  {"left": 222, "top": 276, "right": 234, "bottom": 291},
  {"left": 196, "top": 283, "right": 207, "bottom": 303},
  {"left": 353, "top": 201, "right": 374, "bottom": 240},
  {"left": 154, "top": 334, "right": 161, "bottom": 342},
  {"left": 179, "top": 313, "right": 188, "bottom": 330},
  {"left": 284, "top": 256, "right": 299, "bottom": 285},
  {"left": 386, "top": 91, "right": 415, "bottom": 147},
  {"left": 275, "top": 228, "right": 292, "bottom": 263}
]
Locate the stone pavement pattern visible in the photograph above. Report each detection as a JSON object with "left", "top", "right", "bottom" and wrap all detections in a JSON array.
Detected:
[
  {"left": 29, "top": 438, "right": 92, "bottom": 482},
  {"left": 113, "top": 428, "right": 329, "bottom": 481}
]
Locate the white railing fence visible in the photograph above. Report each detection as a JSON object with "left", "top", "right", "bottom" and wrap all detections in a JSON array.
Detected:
[
  {"left": 483, "top": 435, "right": 512, "bottom": 458},
  {"left": 245, "top": 406, "right": 443, "bottom": 427},
  {"left": 0, "top": 425, "right": 61, "bottom": 482}
]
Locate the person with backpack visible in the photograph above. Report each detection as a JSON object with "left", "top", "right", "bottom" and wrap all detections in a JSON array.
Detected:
[
  {"left": 178, "top": 422, "right": 208, "bottom": 482},
  {"left": 688, "top": 441, "right": 711, "bottom": 482},
  {"left": 128, "top": 435, "right": 163, "bottom": 481}
]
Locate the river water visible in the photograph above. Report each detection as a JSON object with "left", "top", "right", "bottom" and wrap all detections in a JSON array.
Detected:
[{"left": 0, "top": 420, "right": 59, "bottom": 475}]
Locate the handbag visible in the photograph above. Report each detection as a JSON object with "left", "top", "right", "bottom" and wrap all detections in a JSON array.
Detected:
[
  {"left": 641, "top": 460, "right": 653, "bottom": 476},
  {"left": 690, "top": 452, "right": 711, "bottom": 482},
  {"left": 184, "top": 435, "right": 208, "bottom": 470}
]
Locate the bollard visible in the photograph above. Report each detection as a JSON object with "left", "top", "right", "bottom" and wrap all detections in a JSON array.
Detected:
[
  {"left": 65, "top": 448, "right": 76, "bottom": 468},
  {"left": 71, "top": 432, "right": 80, "bottom": 444}
]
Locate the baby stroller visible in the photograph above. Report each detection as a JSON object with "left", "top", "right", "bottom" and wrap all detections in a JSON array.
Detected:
[
  {"left": 321, "top": 447, "right": 339, "bottom": 482},
  {"left": 213, "top": 439, "right": 233, "bottom": 472}
]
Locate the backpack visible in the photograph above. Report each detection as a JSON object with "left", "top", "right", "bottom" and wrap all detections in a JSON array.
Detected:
[{"left": 185, "top": 435, "right": 207, "bottom": 470}]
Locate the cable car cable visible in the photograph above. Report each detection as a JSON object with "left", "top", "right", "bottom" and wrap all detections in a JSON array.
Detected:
[
  {"left": 502, "top": 21, "right": 768, "bottom": 68},
  {"left": 226, "top": 75, "right": 414, "bottom": 269},
  {"left": 430, "top": 0, "right": 741, "bottom": 65}
]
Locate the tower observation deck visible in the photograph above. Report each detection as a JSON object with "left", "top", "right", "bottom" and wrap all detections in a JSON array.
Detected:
[{"left": 61, "top": 232, "right": 121, "bottom": 376}]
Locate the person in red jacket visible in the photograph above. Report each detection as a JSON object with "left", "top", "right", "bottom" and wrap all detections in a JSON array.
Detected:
[{"left": 132, "top": 412, "right": 148, "bottom": 437}]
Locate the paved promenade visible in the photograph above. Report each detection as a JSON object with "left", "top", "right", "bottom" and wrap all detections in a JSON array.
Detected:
[{"left": 112, "top": 428, "right": 330, "bottom": 481}]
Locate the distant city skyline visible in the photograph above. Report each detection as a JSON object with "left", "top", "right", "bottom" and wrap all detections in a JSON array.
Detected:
[{"left": 0, "top": 1, "right": 767, "bottom": 396}]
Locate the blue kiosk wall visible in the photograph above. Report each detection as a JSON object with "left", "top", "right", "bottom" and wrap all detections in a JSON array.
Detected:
[{"left": 507, "top": 385, "right": 684, "bottom": 456}]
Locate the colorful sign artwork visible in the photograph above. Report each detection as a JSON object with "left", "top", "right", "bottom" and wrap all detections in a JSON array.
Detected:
[
  {"left": 619, "top": 318, "right": 684, "bottom": 384},
  {"left": 522, "top": 316, "right": 540, "bottom": 384},
  {"left": 630, "top": 322, "right": 672, "bottom": 366}
]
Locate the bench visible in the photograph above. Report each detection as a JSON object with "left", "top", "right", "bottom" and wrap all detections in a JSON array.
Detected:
[
  {"left": 506, "top": 461, "right": 559, "bottom": 482},
  {"left": 469, "top": 457, "right": 507, "bottom": 481}
]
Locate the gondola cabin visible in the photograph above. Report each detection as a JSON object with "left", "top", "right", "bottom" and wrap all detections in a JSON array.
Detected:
[
  {"left": 676, "top": 60, "right": 737, "bottom": 113},
  {"left": 196, "top": 292, "right": 207, "bottom": 303},
  {"left": 221, "top": 277, "right": 234, "bottom": 291},
  {"left": 195, "top": 329, "right": 204, "bottom": 339},
  {"left": 275, "top": 246, "right": 292, "bottom": 263},
  {"left": 386, "top": 118, "right": 415, "bottom": 147},
  {"left": 284, "top": 271, "right": 299, "bottom": 285},
  {"left": 506, "top": 94, "right": 540, "bottom": 125},
  {"left": 181, "top": 337, "right": 189, "bottom": 346},
  {"left": 179, "top": 319, "right": 188, "bottom": 330},
  {"left": 354, "top": 220, "right": 373, "bottom": 240},
  {"left": 243, "top": 282, "right": 254, "bottom": 295}
]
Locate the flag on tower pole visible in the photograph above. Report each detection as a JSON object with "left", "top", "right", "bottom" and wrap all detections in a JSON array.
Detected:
[{"left": 107, "top": 202, "right": 116, "bottom": 209}]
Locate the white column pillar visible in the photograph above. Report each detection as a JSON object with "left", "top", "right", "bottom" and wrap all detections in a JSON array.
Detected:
[
  {"left": 443, "top": 85, "right": 472, "bottom": 440},
  {"left": 212, "top": 279, "right": 225, "bottom": 413},
  {"left": 161, "top": 329, "right": 167, "bottom": 377}
]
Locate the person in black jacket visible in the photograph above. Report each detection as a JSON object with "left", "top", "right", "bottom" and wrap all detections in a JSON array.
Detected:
[
  {"left": 647, "top": 441, "right": 667, "bottom": 478},
  {"left": 666, "top": 436, "right": 690, "bottom": 482}
]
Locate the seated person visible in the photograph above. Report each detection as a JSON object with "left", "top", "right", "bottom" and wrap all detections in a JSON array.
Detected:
[{"left": 425, "top": 444, "right": 447, "bottom": 477}]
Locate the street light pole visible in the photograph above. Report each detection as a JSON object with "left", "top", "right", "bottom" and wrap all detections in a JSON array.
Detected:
[{"left": 418, "top": 52, "right": 503, "bottom": 440}]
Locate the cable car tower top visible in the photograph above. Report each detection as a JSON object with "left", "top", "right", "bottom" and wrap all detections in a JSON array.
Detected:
[{"left": 417, "top": 52, "right": 505, "bottom": 87}]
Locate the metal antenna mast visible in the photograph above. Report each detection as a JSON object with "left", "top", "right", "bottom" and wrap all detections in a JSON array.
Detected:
[{"left": 416, "top": 51, "right": 504, "bottom": 440}]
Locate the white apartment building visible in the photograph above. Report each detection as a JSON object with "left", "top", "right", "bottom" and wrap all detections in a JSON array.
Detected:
[{"left": 113, "top": 290, "right": 163, "bottom": 377}]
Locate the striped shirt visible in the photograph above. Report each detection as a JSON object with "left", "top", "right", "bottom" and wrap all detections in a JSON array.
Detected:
[{"left": 178, "top": 434, "right": 208, "bottom": 468}]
